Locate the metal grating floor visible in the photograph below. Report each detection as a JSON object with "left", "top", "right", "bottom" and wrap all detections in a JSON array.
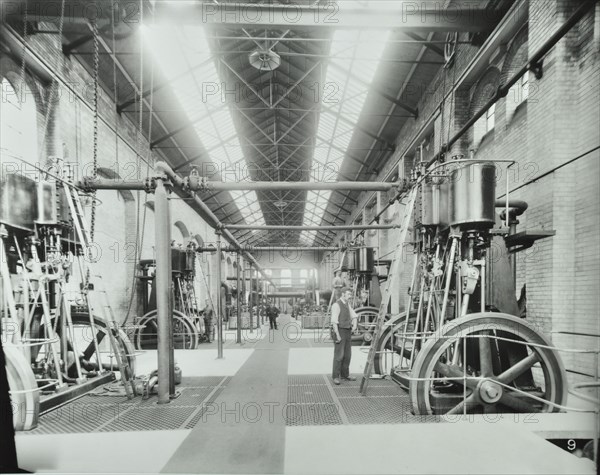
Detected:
[
  {"left": 23, "top": 376, "right": 230, "bottom": 434},
  {"left": 285, "top": 375, "right": 443, "bottom": 426}
]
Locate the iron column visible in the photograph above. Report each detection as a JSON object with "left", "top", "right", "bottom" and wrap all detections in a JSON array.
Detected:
[
  {"left": 215, "top": 229, "right": 224, "bottom": 359},
  {"left": 155, "top": 179, "right": 171, "bottom": 404}
]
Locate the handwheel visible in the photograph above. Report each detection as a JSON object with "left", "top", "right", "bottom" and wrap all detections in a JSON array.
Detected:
[
  {"left": 409, "top": 312, "right": 567, "bottom": 415},
  {"left": 134, "top": 310, "right": 198, "bottom": 350},
  {"left": 5, "top": 345, "right": 40, "bottom": 431}
]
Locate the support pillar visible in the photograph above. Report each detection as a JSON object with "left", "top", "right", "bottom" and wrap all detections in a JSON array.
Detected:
[
  {"left": 155, "top": 179, "right": 171, "bottom": 404},
  {"left": 236, "top": 252, "right": 242, "bottom": 344},
  {"left": 215, "top": 230, "right": 224, "bottom": 359}
]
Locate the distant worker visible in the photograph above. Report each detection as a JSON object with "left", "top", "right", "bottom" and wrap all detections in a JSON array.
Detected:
[
  {"left": 332, "top": 270, "right": 344, "bottom": 300},
  {"left": 330, "top": 287, "right": 358, "bottom": 385},
  {"left": 203, "top": 299, "right": 215, "bottom": 343},
  {"left": 265, "top": 300, "right": 280, "bottom": 330}
]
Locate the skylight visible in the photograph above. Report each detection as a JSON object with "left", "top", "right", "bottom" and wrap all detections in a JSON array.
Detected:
[
  {"left": 302, "top": 28, "right": 389, "bottom": 243},
  {"left": 143, "top": 26, "right": 265, "bottom": 226}
]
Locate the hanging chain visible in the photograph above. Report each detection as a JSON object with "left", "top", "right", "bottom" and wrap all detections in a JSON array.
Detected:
[{"left": 86, "top": 6, "right": 100, "bottom": 287}]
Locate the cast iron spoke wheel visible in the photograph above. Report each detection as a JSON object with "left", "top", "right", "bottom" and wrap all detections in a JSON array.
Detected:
[
  {"left": 5, "top": 345, "right": 40, "bottom": 431},
  {"left": 134, "top": 310, "right": 199, "bottom": 350},
  {"left": 37, "top": 313, "right": 137, "bottom": 380},
  {"left": 373, "top": 312, "right": 416, "bottom": 376},
  {"left": 409, "top": 312, "right": 567, "bottom": 415},
  {"left": 354, "top": 306, "right": 378, "bottom": 343}
]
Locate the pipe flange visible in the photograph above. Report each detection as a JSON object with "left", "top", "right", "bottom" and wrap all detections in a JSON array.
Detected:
[
  {"left": 185, "top": 176, "right": 209, "bottom": 192},
  {"left": 80, "top": 176, "right": 95, "bottom": 194},
  {"left": 144, "top": 177, "right": 158, "bottom": 194}
]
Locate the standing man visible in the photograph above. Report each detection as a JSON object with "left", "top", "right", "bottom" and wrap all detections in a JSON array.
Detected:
[
  {"left": 331, "top": 287, "right": 358, "bottom": 385},
  {"left": 203, "top": 299, "right": 215, "bottom": 343},
  {"left": 266, "top": 300, "right": 280, "bottom": 330}
]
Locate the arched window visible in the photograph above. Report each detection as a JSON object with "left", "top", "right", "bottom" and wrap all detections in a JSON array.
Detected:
[
  {"left": 173, "top": 221, "right": 190, "bottom": 246},
  {"left": 281, "top": 269, "right": 292, "bottom": 287},
  {"left": 141, "top": 201, "right": 156, "bottom": 260},
  {"left": 470, "top": 67, "right": 501, "bottom": 149},
  {"left": 0, "top": 75, "right": 39, "bottom": 169},
  {"left": 502, "top": 26, "right": 529, "bottom": 122}
]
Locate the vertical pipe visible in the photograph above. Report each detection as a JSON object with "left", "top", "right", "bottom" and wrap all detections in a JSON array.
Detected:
[
  {"left": 155, "top": 179, "right": 171, "bottom": 404},
  {"left": 167, "top": 199, "right": 175, "bottom": 397},
  {"left": 236, "top": 252, "right": 242, "bottom": 344},
  {"left": 215, "top": 230, "right": 224, "bottom": 359},
  {"left": 249, "top": 264, "right": 254, "bottom": 333}
]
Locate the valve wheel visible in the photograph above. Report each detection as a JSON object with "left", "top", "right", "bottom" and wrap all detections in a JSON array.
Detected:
[{"left": 409, "top": 312, "right": 567, "bottom": 415}]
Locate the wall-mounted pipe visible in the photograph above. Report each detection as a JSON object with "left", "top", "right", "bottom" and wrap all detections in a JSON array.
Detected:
[{"left": 335, "top": 1, "right": 593, "bottom": 249}]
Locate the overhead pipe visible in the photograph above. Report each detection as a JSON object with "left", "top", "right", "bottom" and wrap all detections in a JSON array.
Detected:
[
  {"left": 79, "top": 178, "right": 398, "bottom": 193},
  {"left": 224, "top": 224, "right": 398, "bottom": 231},
  {"left": 196, "top": 246, "right": 342, "bottom": 253},
  {"left": 348, "top": 1, "right": 595, "bottom": 247},
  {"left": 426, "top": 0, "right": 596, "bottom": 168},
  {"left": 153, "top": 162, "right": 274, "bottom": 286}
]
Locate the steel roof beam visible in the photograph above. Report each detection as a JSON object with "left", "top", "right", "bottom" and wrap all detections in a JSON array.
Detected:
[{"left": 150, "top": 3, "right": 498, "bottom": 31}]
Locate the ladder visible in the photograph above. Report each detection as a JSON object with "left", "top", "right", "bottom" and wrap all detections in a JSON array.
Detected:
[
  {"left": 359, "top": 186, "right": 418, "bottom": 395},
  {"left": 92, "top": 286, "right": 136, "bottom": 398},
  {"left": 62, "top": 182, "right": 135, "bottom": 398}
]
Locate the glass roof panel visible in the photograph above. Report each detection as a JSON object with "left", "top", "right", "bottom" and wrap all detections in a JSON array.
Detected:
[
  {"left": 143, "top": 25, "right": 264, "bottom": 226},
  {"left": 302, "top": 23, "right": 389, "bottom": 243}
]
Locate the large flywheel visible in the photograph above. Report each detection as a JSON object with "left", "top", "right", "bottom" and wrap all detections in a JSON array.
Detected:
[
  {"left": 409, "top": 312, "right": 567, "bottom": 415},
  {"left": 134, "top": 309, "right": 199, "bottom": 350},
  {"left": 5, "top": 345, "right": 40, "bottom": 431}
]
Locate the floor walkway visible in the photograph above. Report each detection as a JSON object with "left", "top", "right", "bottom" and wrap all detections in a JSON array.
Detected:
[{"left": 14, "top": 315, "right": 597, "bottom": 474}]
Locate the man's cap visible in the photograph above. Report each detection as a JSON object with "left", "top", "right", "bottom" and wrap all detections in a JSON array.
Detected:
[{"left": 341, "top": 286, "right": 352, "bottom": 293}]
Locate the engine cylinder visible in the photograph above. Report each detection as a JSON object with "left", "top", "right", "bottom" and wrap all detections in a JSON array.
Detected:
[
  {"left": 342, "top": 249, "right": 356, "bottom": 271},
  {"left": 421, "top": 182, "right": 442, "bottom": 226},
  {"left": 357, "top": 247, "right": 375, "bottom": 273},
  {"left": 438, "top": 180, "right": 451, "bottom": 230},
  {"left": 449, "top": 162, "right": 496, "bottom": 228}
]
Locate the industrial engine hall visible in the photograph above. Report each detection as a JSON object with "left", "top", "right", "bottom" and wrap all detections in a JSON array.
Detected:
[{"left": 0, "top": 0, "right": 598, "bottom": 474}]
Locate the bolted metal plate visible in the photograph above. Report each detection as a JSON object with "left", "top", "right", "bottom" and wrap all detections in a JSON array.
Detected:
[
  {"left": 180, "top": 376, "right": 228, "bottom": 387},
  {"left": 288, "top": 384, "right": 333, "bottom": 404},
  {"left": 24, "top": 402, "right": 126, "bottom": 435},
  {"left": 98, "top": 405, "right": 197, "bottom": 432},
  {"left": 333, "top": 386, "right": 403, "bottom": 398},
  {"left": 183, "top": 385, "right": 228, "bottom": 430},
  {"left": 288, "top": 375, "right": 327, "bottom": 386},
  {"left": 24, "top": 377, "right": 230, "bottom": 434},
  {"left": 285, "top": 402, "right": 343, "bottom": 426},
  {"left": 339, "top": 396, "right": 414, "bottom": 425},
  {"left": 137, "top": 387, "right": 214, "bottom": 407}
]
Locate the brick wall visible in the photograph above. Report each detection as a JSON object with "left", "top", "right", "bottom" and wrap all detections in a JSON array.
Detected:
[
  {"left": 326, "top": 0, "right": 600, "bottom": 381},
  {"left": 0, "top": 22, "right": 222, "bottom": 324}
]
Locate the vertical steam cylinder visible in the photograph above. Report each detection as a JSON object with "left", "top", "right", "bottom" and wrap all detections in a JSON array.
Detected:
[
  {"left": 438, "top": 180, "right": 451, "bottom": 230},
  {"left": 357, "top": 247, "right": 375, "bottom": 274},
  {"left": 449, "top": 163, "right": 496, "bottom": 229},
  {"left": 343, "top": 250, "right": 357, "bottom": 272},
  {"left": 421, "top": 182, "right": 442, "bottom": 226}
]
